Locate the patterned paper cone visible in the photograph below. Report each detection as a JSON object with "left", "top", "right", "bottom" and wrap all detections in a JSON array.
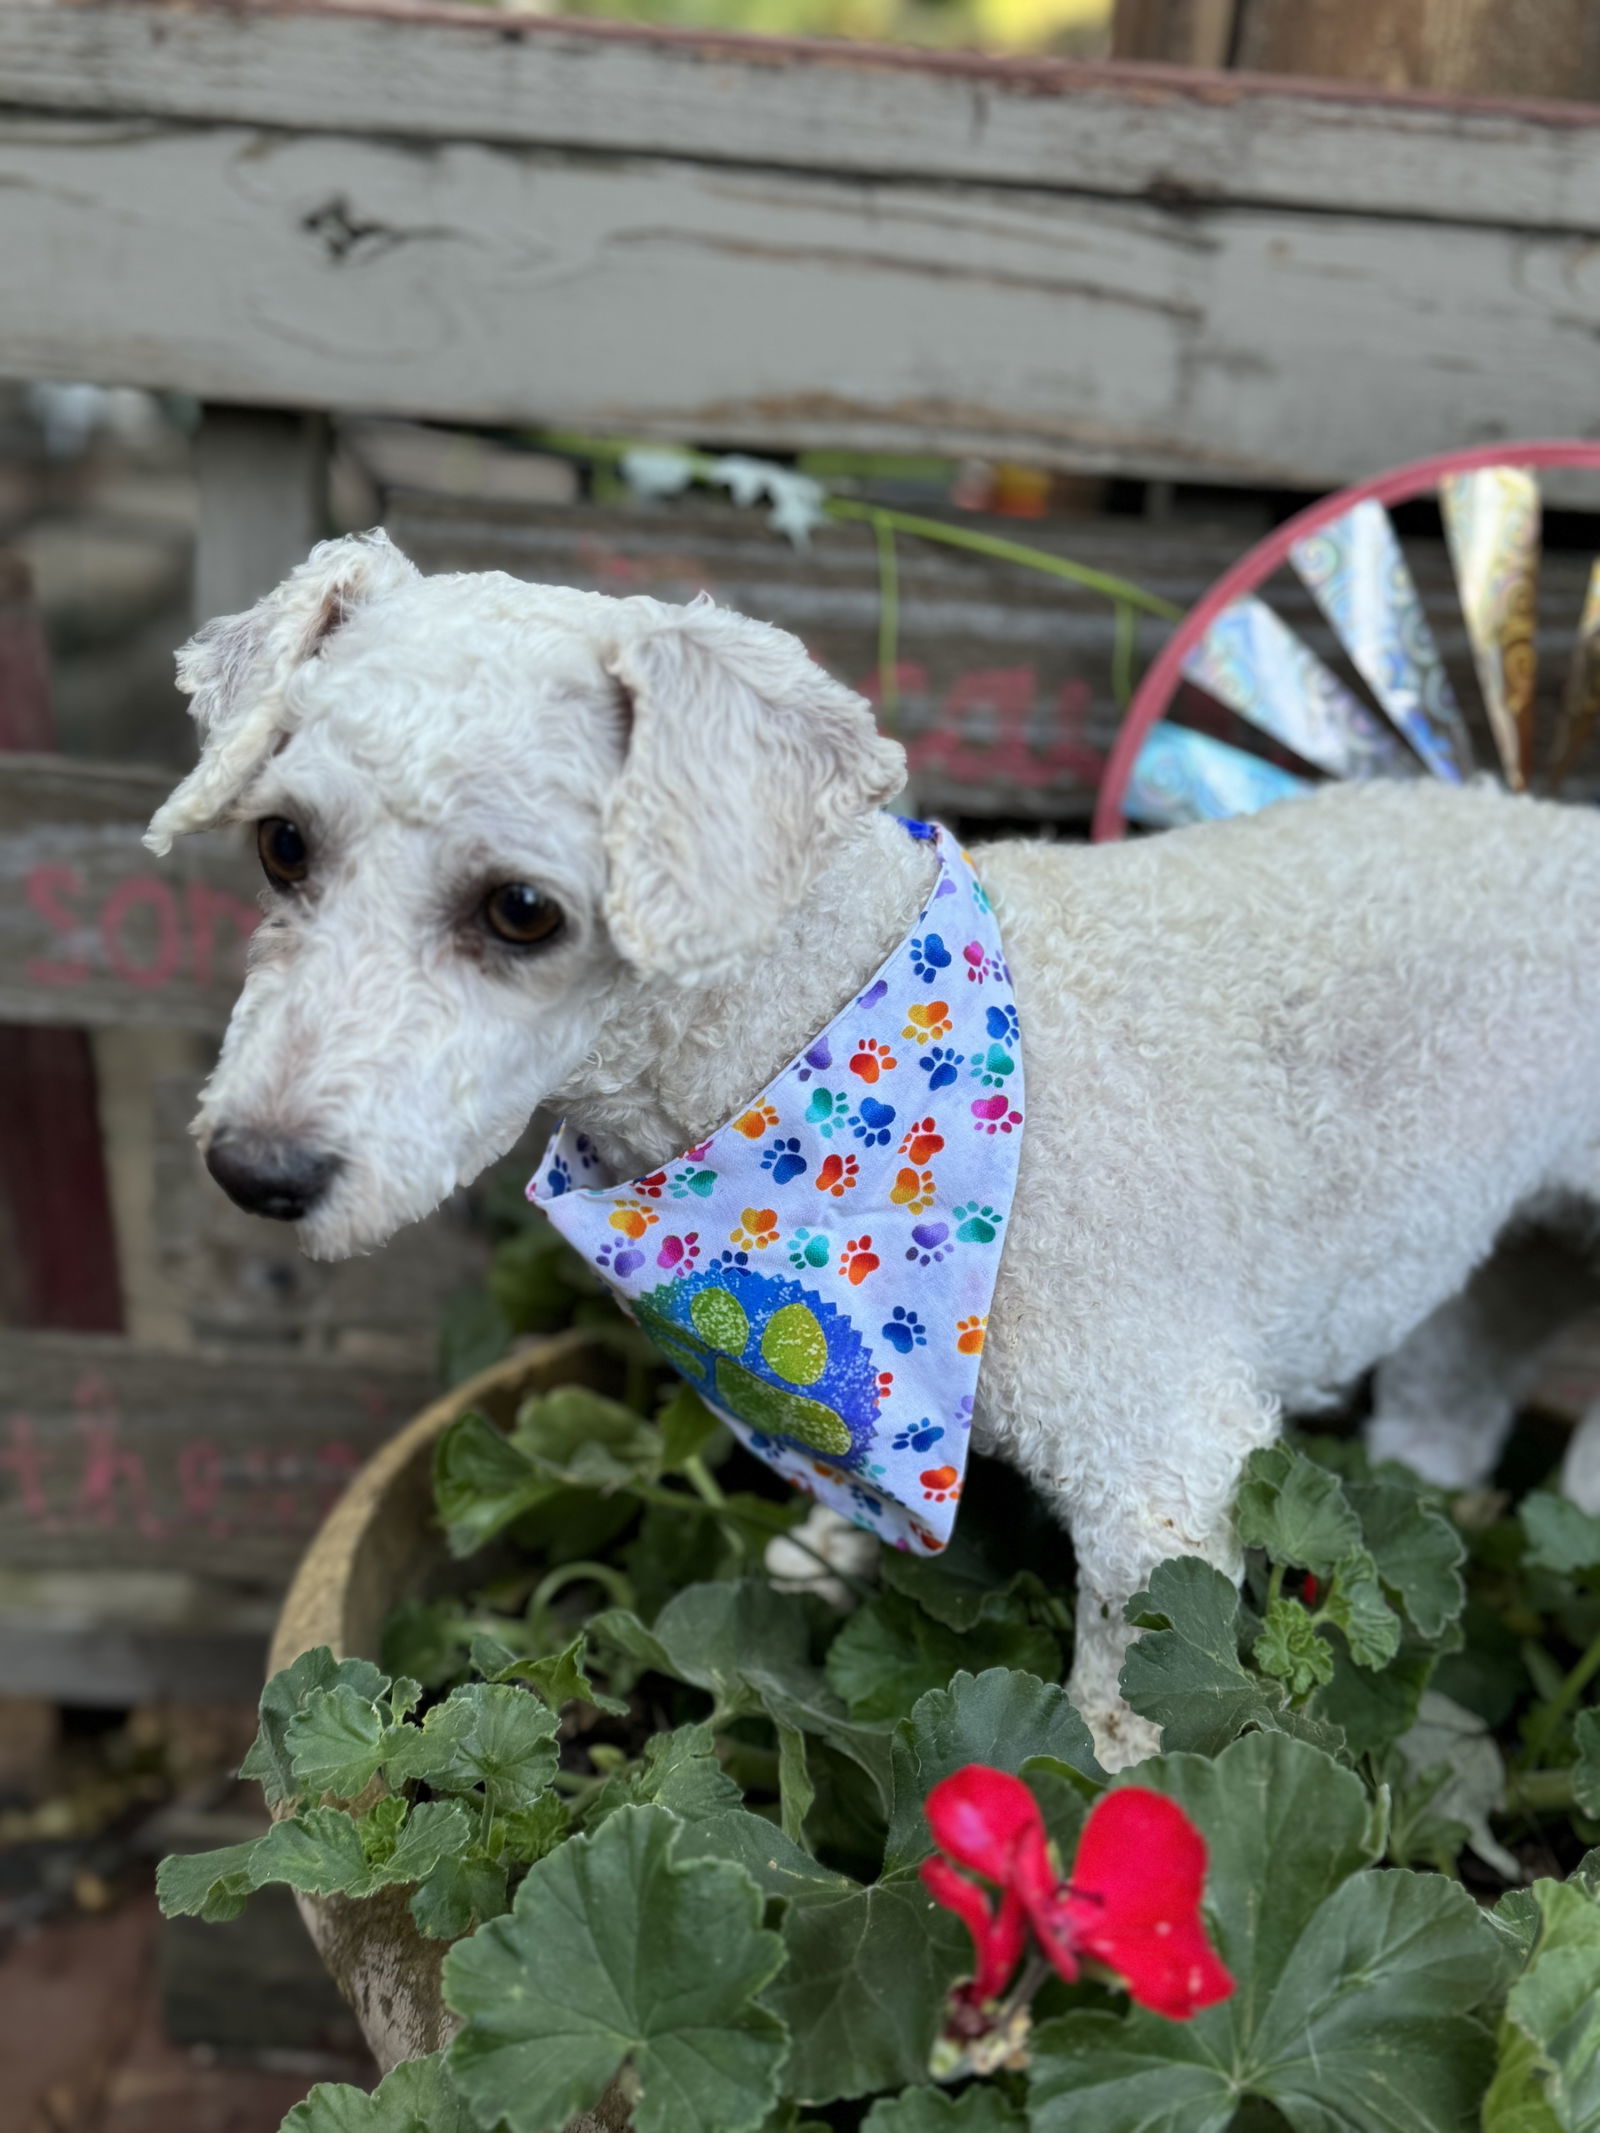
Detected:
[
  {"left": 1124, "top": 722, "right": 1313, "bottom": 829},
  {"left": 1180, "top": 596, "right": 1411, "bottom": 781},
  {"left": 1550, "top": 559, "right": 1600, "bottom": 792},
  {"left": 1440, "top": 466, "right": 1540, "bottom": 789},
  {"left": 1289, "top": 498, "right": 1473, "bottom": 782}
]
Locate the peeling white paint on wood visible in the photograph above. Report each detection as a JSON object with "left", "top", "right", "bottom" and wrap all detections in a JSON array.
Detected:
[{"left": 4, "top": 110, "right": 1600, "bottom": 486}]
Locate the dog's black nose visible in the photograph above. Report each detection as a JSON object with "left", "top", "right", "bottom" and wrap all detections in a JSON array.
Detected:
[{"left": 205, "top": 1130, "right": 343, "bottom": 1222}]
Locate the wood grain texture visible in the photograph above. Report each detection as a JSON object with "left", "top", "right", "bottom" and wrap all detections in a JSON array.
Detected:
[
  {"left": 5, "top": 6, "right": 1600, "bottom": 483},
  {"left": 0, "top": 1330, "right": 432, "bottom": 1579},
  {"left": 1232, "top": 0, "right": 1600, "bottom": 103},
  {"left": 7, "top": 0, "right": 1600, "bottom": 227},
  {"left": 0, "top": 755, "right": 258, "bottom": 1031}
]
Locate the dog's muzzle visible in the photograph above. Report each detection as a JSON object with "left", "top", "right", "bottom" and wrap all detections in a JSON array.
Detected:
[{"left": 205, "top": 1129, "right": 344, "bottom": 1222}]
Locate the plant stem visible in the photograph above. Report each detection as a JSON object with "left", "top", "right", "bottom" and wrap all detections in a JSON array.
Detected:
[
  {"left": 1503, "top": 1768, "right": 1579, "bottom": 1816},
  {"left": 1522, "top": 1624, "right": 1600, "bottom": 1768},
  {"left": 823, "top": 499, "right": 1184, "bottom": 620},
  {"left": 1111, "top": 600, "right": 1138, "bottom": 709},
  {"left": 871, "top": 512, "right": 901, "bottom": 730}
]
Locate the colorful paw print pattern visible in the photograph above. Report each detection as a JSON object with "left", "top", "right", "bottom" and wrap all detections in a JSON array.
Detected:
[{"left": 528, "top": 820, "right": 1022, "bottom": 1555}]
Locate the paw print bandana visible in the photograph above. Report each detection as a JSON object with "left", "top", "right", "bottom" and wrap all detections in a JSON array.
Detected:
[{"left": 528, "top": 821, "right": 1023, "bottom": 1553}]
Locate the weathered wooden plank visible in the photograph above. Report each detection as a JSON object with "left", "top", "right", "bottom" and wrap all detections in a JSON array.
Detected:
[
  {"left": 195, "top": 405, "right": 329, "bottom": 622},
  {"left": 0, "top": 1331, "right": 432, "bottom": 1579},
  {"left": 0, "top": 755, "right": 257, "bottom": 1030},
  {"left": 5, "top": 0, "right": 1600, "bottom": 233},
  {"left": 387, "top": 493, "right": 1600, "bottom": 815},
  {"left": 9, "top": 114, "right": 1600, "bottom": 492},
  {"left": 0, "top": 1570, "right": 274, "bottom": 1702}
]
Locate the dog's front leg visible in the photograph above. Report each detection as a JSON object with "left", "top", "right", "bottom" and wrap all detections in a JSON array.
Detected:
[{"left": 1052, "top": 1371, "right": 1278, "bottom": 1770}]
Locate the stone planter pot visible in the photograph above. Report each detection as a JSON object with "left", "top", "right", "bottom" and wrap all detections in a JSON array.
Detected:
[{"left": 266, "top": 1326, "right": 631, "bottom": 2110}]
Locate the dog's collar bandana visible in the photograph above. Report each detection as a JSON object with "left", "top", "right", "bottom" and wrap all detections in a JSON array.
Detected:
[{"left": 528, "top": 820, "right": 1023, "bottom": 1553}]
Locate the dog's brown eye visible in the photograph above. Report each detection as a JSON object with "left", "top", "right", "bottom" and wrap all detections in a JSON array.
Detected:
[
  {"left": 258, "top": 817, "right": 309, "bottom": 888},
  {"left": 483, "top": 883, "right": 563, "bottom": 947}
]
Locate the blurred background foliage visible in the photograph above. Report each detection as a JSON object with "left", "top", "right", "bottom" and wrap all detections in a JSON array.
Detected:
[{"left": 486, "top": 0, "right": 1111, "bottom": 57}]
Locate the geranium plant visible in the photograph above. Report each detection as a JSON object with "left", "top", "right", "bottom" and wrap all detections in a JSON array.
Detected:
[{"left": 158, "top": 1213, "right": 1600, "bottom": 2133}]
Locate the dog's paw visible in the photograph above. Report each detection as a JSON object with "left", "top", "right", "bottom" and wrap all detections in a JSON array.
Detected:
[{"left": 840, "top": 1236, "right": 880, "bottom": 1284}]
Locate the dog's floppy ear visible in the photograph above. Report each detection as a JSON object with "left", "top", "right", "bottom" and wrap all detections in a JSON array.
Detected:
[
  {"left": 601, "top": 596, "right": 905, "bottom": 984},
  {"left": 144, "top": 529, "right": 419, "bottom": 855}
]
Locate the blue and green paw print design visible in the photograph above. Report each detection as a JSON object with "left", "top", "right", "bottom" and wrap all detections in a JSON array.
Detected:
[{"left": 633, "top": 1264, "right": 879, "bottom": 1464}]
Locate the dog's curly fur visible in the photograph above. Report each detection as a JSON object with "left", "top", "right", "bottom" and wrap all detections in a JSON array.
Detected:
[{"left": 151, "top": 530, "right": 1600, "bottom": 1763}]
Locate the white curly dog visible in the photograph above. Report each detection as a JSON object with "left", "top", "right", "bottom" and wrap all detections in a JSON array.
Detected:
[{"left": 148, "top": 529, "right": 1600, "bottom": 1764}]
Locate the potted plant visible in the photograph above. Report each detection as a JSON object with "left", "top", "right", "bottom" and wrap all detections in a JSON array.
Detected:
[{"left": 159, "top": 1219, "right": 1600, "bottom": 2133}]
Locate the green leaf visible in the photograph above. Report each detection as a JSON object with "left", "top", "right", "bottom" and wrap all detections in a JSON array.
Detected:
[
  {"left": 592, "top": 1581, "right": 896, "bottom": 1813},
  {"left": 283, "top": 2052, "right": 475, "bottom": 2133},
  {"left": 396, "top": 1684, "right": 561, "bottom": 1813},
  {"left": 240, "top": 1646, "right": 389, "bottom": 1808},
  {"left": 878, "top": 1526, "right": 1045, "bottom": 1632},
  {"left": 1576, "top": 1710, "right": 1600, "bottom": 1819},
  {"left": 587, "top": 1725, "right": 849, "bottom": 1901},
  {"left": 1120, "top": 1557, "right": 1284, "bottom": 1755},
  {"left": 1393, "top": 1692, "right": 1518, "bottom": 1882},
  {"left": 884, "top": 1666, "right": 1102, "bottom": 1874},
  {"left": 1349, "top": 1479, "right": 1466, "bottom": 1640},
  {"left": 1486, "top": 1877, "right": 1600, "bottom": 2131},
  {"left": 1313, "top": 1638, "right": 1432, "bottom": 1759},
  {"left": 1253, "top": 1598, "right": 1334, "bottom": 1697},
  {"left": 476, "top": 1631, "right": 629, "bottom": 1718},
  {"left": 589, "top": 1722, "right": 743, "bottom": 1824},
  {"left": 1524, "top": 1494, "right": 1600, "bottom": 1577},
  {"left": 1030, "top": 1732, "right": 1503, "bottom": 2133},
  {"left": 1236, "top": 1443, "right": 1363, "bottom": 1575},
  {"left": 658, "top": 1384, "right": 725, "bottom": 1472},
  {"left": 495, "top": 1792, "right": 571, "bottom": 1867},
  {"left": 409, "top": 1851, "right": 510, "bottom": 1941},
  {"left": 763, "top": 1870, "right": 968, "bottom": 2105},
  {"left": 860, "top": 2083, "right": 1025, "bottom": 2133},
  {"left": 155, "top": 1838, "right": 262, "bottom": 1923},
  {"left": 446, "top": 1805, "right": 788, "bottom": 2133},
  {"left": 248, "top": 1801, "right": 471, "bottom": 1900},
  {"left": 825, "top": 1589, "right": 1059, "bottom": 1724},
  {"left": 286, "top": 1684, "right": 388, "bottom": 1801},
  {"left": 511, "top": 1384, "right": 663, "bottom": 1491},
  {"left": 434, "top": 1410, "right": 553, "bottom": 1559},
  {"left": 776, "top": 1720, "right": 814, "bottom": 1846},
  {"left": 1321, "top": 1549, "right": 1403, "bottom": 1669}
]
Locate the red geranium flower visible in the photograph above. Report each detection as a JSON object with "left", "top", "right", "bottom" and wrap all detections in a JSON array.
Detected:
[{"left": 920, "top": 1764, "right": 1233, "bottom": 2022}]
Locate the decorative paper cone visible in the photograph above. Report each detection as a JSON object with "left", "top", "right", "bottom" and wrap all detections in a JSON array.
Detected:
[
  {"left": 1180, "top": 595, "right": 1412, "bottom": 781},
  {"left": 1289, "top": 498, "right": 1473, "bottom": 782},
  {"left": 1441, "top": 466, "right": 1540, "bottom": 789}
]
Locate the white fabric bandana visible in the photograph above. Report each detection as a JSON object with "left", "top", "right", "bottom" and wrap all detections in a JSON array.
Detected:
[{"left": 528, "top": 820, "right": 1024, "bottom": 1553}]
